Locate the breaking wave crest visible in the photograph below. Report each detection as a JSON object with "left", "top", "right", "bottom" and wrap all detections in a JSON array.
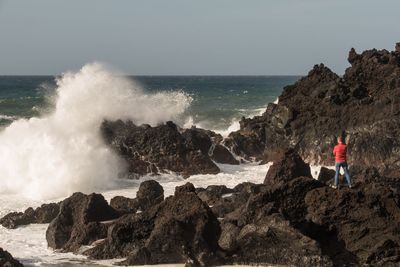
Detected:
[{"left": 0, "top": 63, "right": 192, "bottom": 200}]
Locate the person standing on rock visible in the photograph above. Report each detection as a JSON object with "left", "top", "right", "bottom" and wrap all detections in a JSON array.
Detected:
[{"left": 333, "top": 136, "right": 352, "bottom": 189}]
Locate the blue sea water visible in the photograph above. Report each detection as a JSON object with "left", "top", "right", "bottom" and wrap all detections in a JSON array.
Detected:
[{"left": 0, "top": 76, "right": 300, "bottom": 130}]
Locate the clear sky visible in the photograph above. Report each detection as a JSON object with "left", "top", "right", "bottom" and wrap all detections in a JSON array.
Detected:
[{"left": 0, "top": 0, "right": 399, "bottom": 75}]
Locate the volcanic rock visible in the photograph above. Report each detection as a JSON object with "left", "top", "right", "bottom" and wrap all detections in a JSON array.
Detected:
[
  {"left": 86, "top": 188, "right": 221, "bottom": 266},
  {"left": 210, "top": 144, "right": 239, "bottom": 165},
  {"left": 317, "top": 167, "right": 335, "bottom": 185},
  {"left": 0, "top": 203, "right": 59, "bottom": 229},
  {"left": 101, "top": 120, "right": 220, "bottom": 178},
  {"left": 0, "top": 248, "right": 23, "bottom": 267},
  {"left": 174, "top": 182, "right": 196, "bottom": 195},
  {"left": 110, "top": 180, "right": 164, "bottom": 214},
  {"left": 264, "top": 149, "right": 312, "bottom": 187},
  {"left": 232, "top": 215, "right": 331, "bottom": 266},
  {"left": 304, "top": 182, "right": 400, "bottom": 266},
  {"left": 226, "top": 44, "right": 400, "bottom": 174},
  {"left": 196, "top": 185, "right": 234, "bottom": 206},
  {"left": 46, "top": 192, "right": 119, "bottom": 252}
]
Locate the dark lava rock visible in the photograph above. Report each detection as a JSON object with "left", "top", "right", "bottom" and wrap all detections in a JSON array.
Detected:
[
  {"left": 109, "top": 196, "right": 139, "bottom": 214},
  {"left": 101, "top": 120, "right": 220, "bottom": 178},
  {"left": 85, "top": 190, "right": 221, "bottom": 266},
  {"left": 174, "top": 182, "right": 196, "bottom": 195},
  {"left": 317, "top": 167, "right": 336, "bottom": 185},
  {"left": 197, "top": 185, "right": 234, "bottom": 206},
  {"left": 110, "top": 180, "right": 164, "bottom": 214},
  {"left": 226, "top": 44, "right": 400, "bottom": 174},
  {"left": 135, "top": 180, "right": 164, "bottom": 210},
  {"left": 0, "top": 248, "right": 23, "bottom": 267},
  {"left": 231, "top": 215, "right": 331, "bottom": 266},
  {"left": 46, "top": 192, "right": 119, "bottom": 252},
  {"left": 210, "top": 144, "right": 239, "bottom": 165},
  {"left": 304, "top": 182, "right": 400, "bottom": 266},
  {"left": 0, "top": 203, "right": 59, "bottom": 229},
  {"left": 264, "top": 149, "right": 312, "bottom": 187}
]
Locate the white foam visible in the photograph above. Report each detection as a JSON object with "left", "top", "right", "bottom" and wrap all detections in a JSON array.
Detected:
[
  {"left": 0, "top": 162, "right": 271, "bottom": 266},
  {"left": 0, "top": 63, "right": 192, "bottom": 200}
]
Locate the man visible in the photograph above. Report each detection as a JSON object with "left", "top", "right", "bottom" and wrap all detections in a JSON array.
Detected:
[{"left": 333, "top": 136, "right": 352, "bottom": 189}]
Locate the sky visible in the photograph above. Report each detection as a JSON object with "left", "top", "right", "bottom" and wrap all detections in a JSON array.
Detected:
[{"left": 0, "top": 0, "right": 399, "bottom": 75}]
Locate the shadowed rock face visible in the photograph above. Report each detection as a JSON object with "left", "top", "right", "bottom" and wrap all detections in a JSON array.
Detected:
[
  {"left": 85, "top": 185, "right": 221, "bottom": 266},
  {"left": 46, "top": 192, "right": 119, "bottom": 252},
  {"left": 225, "top": 44, "right": 400, "bottom": 175},
  {"left": 101, "top": 120, "right": 222, "bottom": 178},
  {"left": 263, "top": 149, "right": 312, "bottom": 187},
  {"left": 0, "top": 248, "right": 23, "bottom": 267}
]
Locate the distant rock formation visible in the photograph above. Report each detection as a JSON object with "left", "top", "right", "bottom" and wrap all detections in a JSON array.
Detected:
[
  {"left": 101, "top": 120, "right": 238, "bottom": 178},
  {"left": 0, "top": 203, "right": 59, "bottom": 229},
  {"left": 225, "top": 43, "right": 400, "bottom": 176}
]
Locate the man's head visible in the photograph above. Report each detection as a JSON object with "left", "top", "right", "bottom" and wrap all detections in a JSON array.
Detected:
[{"left": 337, "top": 136, "right": 343, "bottom": 144}]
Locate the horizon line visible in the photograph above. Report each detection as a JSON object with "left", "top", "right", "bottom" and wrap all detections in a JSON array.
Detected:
[{"left": 0, "top": 74, "right": 304, "bottom": 77}]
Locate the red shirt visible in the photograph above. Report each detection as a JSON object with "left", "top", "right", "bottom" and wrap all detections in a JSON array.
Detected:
[{"left": 333, "top": 143, "right": 347, "bottom": 163}]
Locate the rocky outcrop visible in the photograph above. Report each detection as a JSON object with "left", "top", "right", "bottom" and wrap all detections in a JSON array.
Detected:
[
  {"left": 0, "top": 248, "right": 23, "bottom": 267},
  {"left": 101, "top": 121, "right": 223, "bottom": 178},
  {"left": 0, "top": 203, "right": 59, "bottom": 229},
  {"left": 304, "top": 182, "right": 400, "bottom": 266},
  {"left": 44, "top": 151, "right": 400, "bottom": 266},
  {"left": 225, "top": 44, "right": 400, "bottom": 175},
  {"left": 85, "top": 186, "right": 221, "bottom": 266},
  {"left": 110, "top": 180, "right": 164, "bottom": 214},
  {"left": 263, "top": 149, "right": 312, "bottom": 187},
  {"left": 46, "top": 192, "right": 119, "bottom": 252}
]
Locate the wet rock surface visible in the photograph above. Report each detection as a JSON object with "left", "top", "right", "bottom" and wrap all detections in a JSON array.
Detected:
[
  {"left": 0, "top": 248, "right": 23, "bottom": 267},
  {"left": 0, "top": 203, "right": 59, "bottom": 229},
  {"left": 101, "top": 121, "right": 222, "bottom": 178}
]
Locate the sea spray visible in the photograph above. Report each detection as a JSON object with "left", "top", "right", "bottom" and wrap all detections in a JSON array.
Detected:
[{"left": 0, "top": 63, "right": 192, "bottom": 200}]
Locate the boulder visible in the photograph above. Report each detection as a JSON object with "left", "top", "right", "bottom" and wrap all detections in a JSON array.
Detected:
[
  {"left": 0, "top": 248, "right": 23, "bottom": 267},
  {"left": 196, "top": 185, "right": 234, "bottom": 206},
  {"left": 0, "top": 203, "right": 59, "bottom": 229},
  {"left": 46, "top": 192, "right": 119, "bottom": 252},
  {"left": 210, "top": 144, "right": 239, "bottom": 165},
  {"left": 233, "top": 215, "right": 331, "bottom": 266},
  {"left": 86, "top": 189, "right": 221, "bottom": 266},
  {"left": 317, "top": 167, "right": 335, "bottom": 185},
  {"left": 110, "top": 180, "right": 164, "bottom": 214},
  {"left": 264, "top": 149, "right": 312, "bottom": 187},
  {"left": 304, "top": 182, "right": 400, "bottom": 266},
  {"left": 101, "top": 120, "right": 220, "bottom": 178},
  {"left": 175, "top": 182, "right": 196, "bottom": 196},
  {"left": 135, "top": 180, "right": 164, "bottom": 210},
  {"left": 110, "top": 196, "right": 139, "bottom": 214}
]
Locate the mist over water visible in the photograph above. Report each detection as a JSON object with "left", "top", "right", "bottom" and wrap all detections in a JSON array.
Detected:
[{"left": 0, "top": 63, "right": 192, "bottom": 200}]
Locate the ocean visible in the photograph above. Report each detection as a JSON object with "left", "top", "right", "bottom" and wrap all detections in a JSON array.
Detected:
[
  {"left": 0, "top": 74, "right": 299, "bottom": 131},
  {"left": 0, "top": 64, "right": 302, "bottom": 266}
]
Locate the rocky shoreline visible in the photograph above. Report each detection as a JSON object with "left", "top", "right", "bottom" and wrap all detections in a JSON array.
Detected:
[{"left": 2, "top": 44, "right": 400, "bottom": 266}]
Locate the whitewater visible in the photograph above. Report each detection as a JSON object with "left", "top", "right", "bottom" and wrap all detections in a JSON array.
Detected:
[{"left": 0, "top": 64, "right": 323, "bottom": 266}]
